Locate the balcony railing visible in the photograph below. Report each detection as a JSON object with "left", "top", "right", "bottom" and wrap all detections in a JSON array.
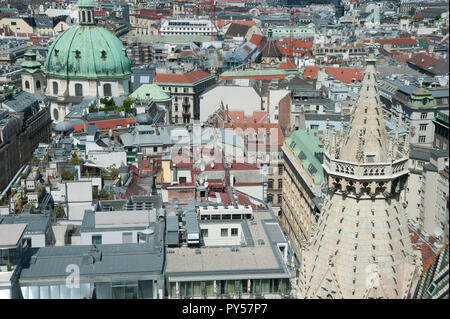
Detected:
[{"left": 324, "top": 155, "right": 409, "bottom": 179}]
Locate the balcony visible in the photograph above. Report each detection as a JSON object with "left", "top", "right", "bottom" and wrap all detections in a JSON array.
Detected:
[
  {"left": 182, "top": 108, "right": 190, "bottom": 115},
  {"left": 323, "top": 154, "right": 409, "bottom": 180}
]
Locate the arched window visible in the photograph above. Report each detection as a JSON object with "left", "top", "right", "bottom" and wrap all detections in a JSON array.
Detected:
[
  {"left": 75, "top": 83, "right": 83, "bottom": 97},
  {"left": 103, "top": 83, "right": 112, "bottom": 97},
  {"left": 82, "top": 11, "right": 86, "bottom": 23},
  {"left": 36, "top": 80, "right": 41, "bottom": 89},
  {"left": 53, "top": 108, "right": 59, "bottom": 121},
  {"left": 53, "top": 82, "right": 58, "bottom": 95},
  {"left": 25, "top": 81, "right": 30, "bottom": 89}
]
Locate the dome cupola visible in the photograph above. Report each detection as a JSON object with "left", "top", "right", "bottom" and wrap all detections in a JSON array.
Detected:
[{"left": 78, "top": 0, "right": 95, "bottom": 25}]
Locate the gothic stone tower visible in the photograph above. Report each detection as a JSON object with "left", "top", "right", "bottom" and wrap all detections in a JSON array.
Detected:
[{"left": 299, "top": 42, "right": 420, "bottom": 299}]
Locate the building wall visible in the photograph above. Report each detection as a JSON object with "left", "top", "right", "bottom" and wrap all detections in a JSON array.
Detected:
[
  {"left": 281, "top": 146, "right": 318, "bottom": 257},
  {"left": 0, "top": 17, "right": 34, "bottom": 34},
  {"left": 27, "top": 234, "right": 46, "bottom": 248},
  {"left": 46, "top": 76, "right": 130, "bottom": 122},
  {"left": 277, "top": 92, "right": 292, "bottom": 136},
  {"left": 80, "top": 230, "right": 141, "bottom": 245},
  {"left": 199, "top": 86, "right": 261, "bottom": 123},
  {"left": 199, "top": 223, "right": 243, "bottom": 246},
  {"left": 406, "top": 159, "right": 425, "bottom": 223},
  {"left": 21, "top": 72, "right": 45, "bottom": 95},
  {"left": 234, "top": 185, "right": 264, "bottom": 202},
  {"left": 420, "top": 157, "right": 448, "bottom": 237},
  {"left": 0, "top": 107, "right": 51, "bottom": 191}
]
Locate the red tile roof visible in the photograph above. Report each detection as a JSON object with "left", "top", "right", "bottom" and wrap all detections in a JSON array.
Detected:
[
  {"left": 409, "top": 227, "right": 437, "bottom": 270},
  {"left": 303, "top": 66, "right": 364, "bottom": 84},
  {"left": 219, "top": 74, "right": 290, "bottom": 81},
  {"left": 249, "top": 34, "right": 263, "bottom": 47},
  {"left": 136, "top": 9, "right": 161, "bottom": 19},
  {"left": 279, "top": 58, "right": 297, "bottom": 70},
  {"left": 276, "top": 39, "right": 313, "bottom": 56},
  {"left": 226, "top": 110, "right": 267, "bottom": 126},
  {"left": 73, "top": 118, "right": 136, "bottom": 133},
  {"left": 154, "top": 70, "right": 212, "bottom": 83},
  {"left": 363, "top": 38, "right": 418, "bottom": 46},
  {"left": 218, "top": 20, "right": 255, "bottom": 27},
  {"left": 227, "top": 111, "right": 245, "bottom": 124},
  {"left": 94, "top": 9, "right": 108, "bottom": 16},
  {"left": 408, "top": 52, "right": 439, "bottom": 68},
  {"left": 180, "top": 50, "right": 197, "bottom": 57}
]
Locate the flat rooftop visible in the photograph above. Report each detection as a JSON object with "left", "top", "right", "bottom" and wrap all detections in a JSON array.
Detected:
[
  {"left": 19, "top": 243, "right": 164, "bottom": 283},
  {"left": 0, "top": 224, "right": 27, "bottom": 248},
  {"left": 165, "top": 210, "right": 290, "bottom": 280}
]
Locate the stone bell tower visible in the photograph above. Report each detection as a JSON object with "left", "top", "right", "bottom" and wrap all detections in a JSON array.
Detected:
[
  {"left": 21, "top": 47, "right": 44, "bottom": 94},
  {"left": 299, "top": 39, "right": 420, "bottom": 299}
]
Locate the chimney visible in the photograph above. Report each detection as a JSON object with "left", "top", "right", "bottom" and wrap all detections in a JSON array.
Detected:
[{"left": 113, "top": 131, "right": 120, "bottom": 143}]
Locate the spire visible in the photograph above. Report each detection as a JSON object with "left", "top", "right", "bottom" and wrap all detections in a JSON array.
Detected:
[{"left": 337, "top": 40, "right": 389, "bottom": 163}]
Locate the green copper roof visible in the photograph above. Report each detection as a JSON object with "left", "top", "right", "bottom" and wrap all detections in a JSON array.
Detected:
[
  {"left": 408, "top": 88, "right": 436, "bottom": 108},
  {"left": 129, "top": 84, "right": 172, "bottom": 102},
  {"left": 418, "top": 38, "right": 429, "bottom": 49},
  {"left": 44, "top": 25, "right": 131, "bottom": 79},
  {"left": 21, "top": 48, "right": 41, "bottom": 73},
  {"left": 284, "top": 129, "right": 325, "bottom": 185},
  {"left": 77, "top": 0, "right": 94, "bottom": 7}
]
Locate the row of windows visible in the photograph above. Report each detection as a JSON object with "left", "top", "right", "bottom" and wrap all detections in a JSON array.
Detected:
[
  {"left": 268, "top": 179, "right": 283, "bottom": 189},
  {"left": 163, "top": 27, "right": 211, "bottom": 31},
  {"left": 169, "top": 279, "right": 290, "bottom": 297},
  {"left": 200, "top": 228, "right": 239, "bottom": 238},
  {"left": 267, "top": 193, "right": 283, "bottom": 204},
  {"left": 52, "top": 82, "right": 112, "bottom": 97},
  {"left": 24, "top": 80, "right": 41, "bottom": 90}
]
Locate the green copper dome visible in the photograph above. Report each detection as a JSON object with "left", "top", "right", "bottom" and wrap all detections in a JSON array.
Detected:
[
  {"left": 129, "top": 84, "right": 172, "bottom": 102},
  {"left": 44, "top": 25, "right": 131, "bottom": 79}
]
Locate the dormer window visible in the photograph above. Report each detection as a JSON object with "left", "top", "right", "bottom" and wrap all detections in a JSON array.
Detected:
[
  {"left": 54, "top": 49, "right": 59, "bottom": 57},
  {"left": 101, "top": 50, "right": 107, "bottom": 59},
  {"left": 75, "top": 50, "right": 81, "bottom": 59}
]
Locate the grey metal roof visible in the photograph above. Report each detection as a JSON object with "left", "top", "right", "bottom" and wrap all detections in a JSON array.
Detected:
[
  {"left": 423, "top": 163, "right": 438, "bottom": 172},
  {"left": 429, "top": 88, "right": 449, "bottom": 99},
  {"left": 185, "top": 212, "right": 199, "bottom": 235},
  {"left": 0, "top": 214, "right": 50, "bottom": 235},
  {"left": 2, "top": 90, "right": 41, "bottom": 113},
  {"left": 166, "top": 216, "right": 179, "bottom": 232},
  {"left": 409, "top": 147, "right": 432, "bottom": 161},
  {"left": 19, "top": 244, "right": 164, "bottom": 282}
]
